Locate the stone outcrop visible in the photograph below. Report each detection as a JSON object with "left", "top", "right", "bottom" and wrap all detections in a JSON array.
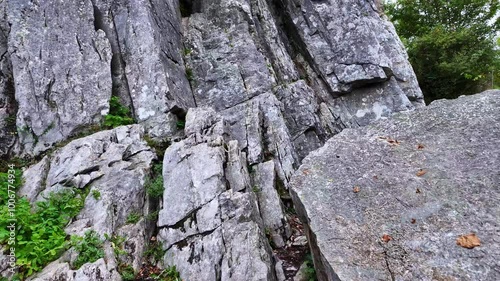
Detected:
[
  {"left": 1, "top": 0, "right": 431, "bottom": 280},
  {"left": 14, "top": 125, "right": 156, "bottom": 280},
  {"left": 290, "top": 90, "right": 500, "bottom": 281},
  {"left": 157, "top": 107, "right": 280, "bottom": 281}
]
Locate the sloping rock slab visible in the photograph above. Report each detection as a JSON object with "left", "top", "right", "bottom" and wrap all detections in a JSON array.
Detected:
[{"left": 290, "top": 91, "right": 500, "bottom": 281}]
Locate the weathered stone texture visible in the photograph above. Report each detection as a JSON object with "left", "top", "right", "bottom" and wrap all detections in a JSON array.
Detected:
[{"left": 290, "top": 91, "right": 500, "bottom": 281}]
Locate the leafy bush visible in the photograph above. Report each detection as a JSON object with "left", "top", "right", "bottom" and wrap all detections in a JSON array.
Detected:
[
  {"left": 71, "top": 230, "right": 105, "bottom": 269},
  {"left": 385, "top": 0, "right": 500, "bottom": 103},
  {"left": 304, "top": 254, "right": 317, "bottom": 281},
  {"left": 119, "top": 264, "right": 136, "bottom": 281},
  {"left": 91, "top": 189, "right": 101, "bottom": 200},
  {"left": 146, "top": 164, "right": 164, "bottom": 198},
  {"left": 126, "top": 212, "right": 141, "bottom": 224},
  {"left": 0, "top": 186, "right": 85, "bottom": 277},
  {"left": 144, "top": 241, "right": 165, "bottom": 264},
  {"left": 152, "top": 266, "right": 181, "bottom": 281},
  {"left": 103, "top": 96, "right": 134, "bottom": 128}
]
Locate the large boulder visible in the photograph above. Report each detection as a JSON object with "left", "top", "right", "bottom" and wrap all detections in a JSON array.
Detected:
[{"left": 290, "top": 91, "right": 500, "bottom": 281}]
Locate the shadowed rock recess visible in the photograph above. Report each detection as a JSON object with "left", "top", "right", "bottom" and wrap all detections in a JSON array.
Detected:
[{"left": 8, "top": 0, "right": 497, "bottom": 280}]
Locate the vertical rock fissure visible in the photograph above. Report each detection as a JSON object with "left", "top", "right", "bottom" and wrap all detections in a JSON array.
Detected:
[
  {"left": 266, "top": 0, "right": 339, "bottom": 95},
  {"left": 91, "top": 2, "right": 136, "bottom": 118}
]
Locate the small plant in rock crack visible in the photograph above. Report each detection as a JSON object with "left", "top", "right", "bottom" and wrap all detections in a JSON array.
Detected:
[
  {"left": 105, "top": 233, "right": 128, "bottom": 257},
  {"left": 185, "top": 67, "right": 194, "bottom": 82},
  {"left": 91, "top": 189, "right": 101, "bottom": 200},
  {"left": 146, "top": 164, "right": 164, "bottom": 198},
  {"left": 71, "top": 230, "right": 105, "bottom": 269},
  {"left": 103, "top": 96, "right": 134, "bottom": 128},
  {"left": 126, "top": 212, "right": 141, "bottom": 224},
  {"left": 144, "top": 240, "right": 166, "bottom": 264},
  {"left": 304, "top": 253, "right": 318, "bottom": 281},
  {"left": 150, "top": 265, "right": 182, "bottom": 281},
  {"left": 119, "top": 264, "right": 136, "bottom": 281}
]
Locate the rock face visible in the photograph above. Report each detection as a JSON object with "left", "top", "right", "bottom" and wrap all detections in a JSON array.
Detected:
[
  {"left": 1, "top": 0, "right": 429, "bottom": 280},
  {"left": 15, "top": 125, "right": 156, "bottom": 280},
  {"left": 290, "top": 91, "right": 500, "bottom": 281},
  {"left": 158, "top": 108, "right": 279, "bottom": 281}
]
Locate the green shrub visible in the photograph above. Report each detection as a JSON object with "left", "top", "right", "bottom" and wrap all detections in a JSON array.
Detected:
[
  {"left": 126, "top": 212, "right": 141, "bottom": 224},
  {"left": 119, "top": 264, "right": 135, "bottom": 281},
  {"left": 71, "top": 230, "right": 105, "bottom": 269},
  {"left": 144, "top": 241, "right": 165, "bottom": 264},
  {"left": 0, "top": 186, "right": 85, "bottom": 277},
  {"left": 91, "top": 189, "right": 101, "bottom": 200},
  {"left": 152, "top": 265, "right": 181, "bottom": 281},
  {"left": 146, "top": 164, "right": 164, "bottom": 198},
  {"left": 104, "top": 233, "right": 127, "bottom": 257},
  {"left": 304, "top": 254, "right": 317, "bottom": 281},
  {"left": 103, "top": 96, "right": 134, "bottom": 128}
]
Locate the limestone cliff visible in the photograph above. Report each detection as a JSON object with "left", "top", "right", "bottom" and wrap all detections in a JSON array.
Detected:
[{"left": 0, "top": 0, "right": 426, "bottom": 280}]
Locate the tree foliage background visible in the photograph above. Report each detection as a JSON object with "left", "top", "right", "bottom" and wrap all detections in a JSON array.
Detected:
[{"left": 384, "top": 0, "right": 500, "bottom": 103}]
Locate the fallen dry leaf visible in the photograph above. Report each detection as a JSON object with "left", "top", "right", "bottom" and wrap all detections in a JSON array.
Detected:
[
  {"left": 416, "top": 169, "right": 427, "bottom": 177},
  {"left": 417, "top": 144, "right": 425, "bottom": 149},
  {"left": 381, "top": 234, "right": 392, "bottom": 243},
  {"left": 456, "top": 233, "right": 481, "bottom": 249},
  {"left": 353, "top": 186, "right": 360, "bottom": 193},
  {"left": 378, "top": 136, "right": 400, "bottom": 145}
]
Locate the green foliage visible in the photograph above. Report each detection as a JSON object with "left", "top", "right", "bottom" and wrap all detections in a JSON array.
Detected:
[
  {"left": 304, "top": 254, "right": 317, "bottom": 281},
  {"left": 185, "top": 68, "right": 194, "bottom": 82},
  {"left": 183, "top": 47, "right": 192, "bottom": 56},
  {"left": 91, "top": 189, "right": 101, "bottom": 200},
  {"left": 105, "top": 233, "right": 127, "bottom": 257},
  {"left": 71, "top": 230, "right": 105, "bottom": 269},
  {"left": 385, "top": 0, "right": 500, "bottom": 102},
  {"left": 126, "top": 212, "right": 141, "bottom": 224},
  {"left": 146, "top": 164, "right": 165, "bottom": 198},
  {"left": 151, "top": 266, "right": 182, "bottom": 281},
  {"left": 0, "top": 187, "right": 85, "bottom": 277},
  {"left": 103, "top": 96, "right": 134, "bottom": 128},
  {"left": 144, "top": 241, "right": 166, "bottom": 264},
  {"left": 119, "top": 264, "right": 136, "bottom": 281},
  {"left": 144, "top": 136, "right": 170, "bottom": 159}
]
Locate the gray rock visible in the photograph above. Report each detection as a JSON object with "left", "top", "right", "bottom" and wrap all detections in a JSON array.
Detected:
[
  {"left": 8, "top": 0, "right": 113, "bottom": 156},
  {"left": 17, "top": 125, "right": 156, "bottom": 279},
  {"left": 158, "top": 108, "right": 277, "bottom": 281},
  {"left": 0, "top": 0, "right": 16, "bottom": 157},
  {"left": 290, "top": 91, "right": 500, "bottom": 281},
  {"left": 253, "top": 160, "right": 291, "bottom": 248}
]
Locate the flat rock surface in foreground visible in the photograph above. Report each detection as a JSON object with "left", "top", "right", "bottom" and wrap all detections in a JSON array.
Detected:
[{"left": 290, "top": 91, "right": 500, "bottom": 281}]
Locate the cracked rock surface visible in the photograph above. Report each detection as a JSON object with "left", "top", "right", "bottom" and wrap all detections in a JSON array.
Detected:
[
  {"left": 290, "top": 90, "right": 500, "bottom": 281},
  {"left": 15, "top": 125, "right": 156, "bottom": 280},
  {"left": 1, "top": 0, "right": 431, "bottom": 280}
]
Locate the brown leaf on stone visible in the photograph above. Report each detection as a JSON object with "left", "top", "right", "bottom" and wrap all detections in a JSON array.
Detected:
[
  {"left": 378, "top": 136, "right": 400, "bottom": 145},
  {"left": 456, "top": 233, "right": 481, "bottom": 249},
  {"left": 353, "top": 186, "right": 360, "bottom": 193},
  {"left": 411, "top": 218, "right": 416, "bottom": 224},
  {"left": 416, "top": 169, "right": 427, "bottom": 176},
  {"left": 417, "top": 144, "right": 425, "bottom": 149},
  {"left": 387, "top": 138, "right": 401, "bottom": 145},
  {"left": 381, "top": 234, "right": 392, "bottom": 243}
]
